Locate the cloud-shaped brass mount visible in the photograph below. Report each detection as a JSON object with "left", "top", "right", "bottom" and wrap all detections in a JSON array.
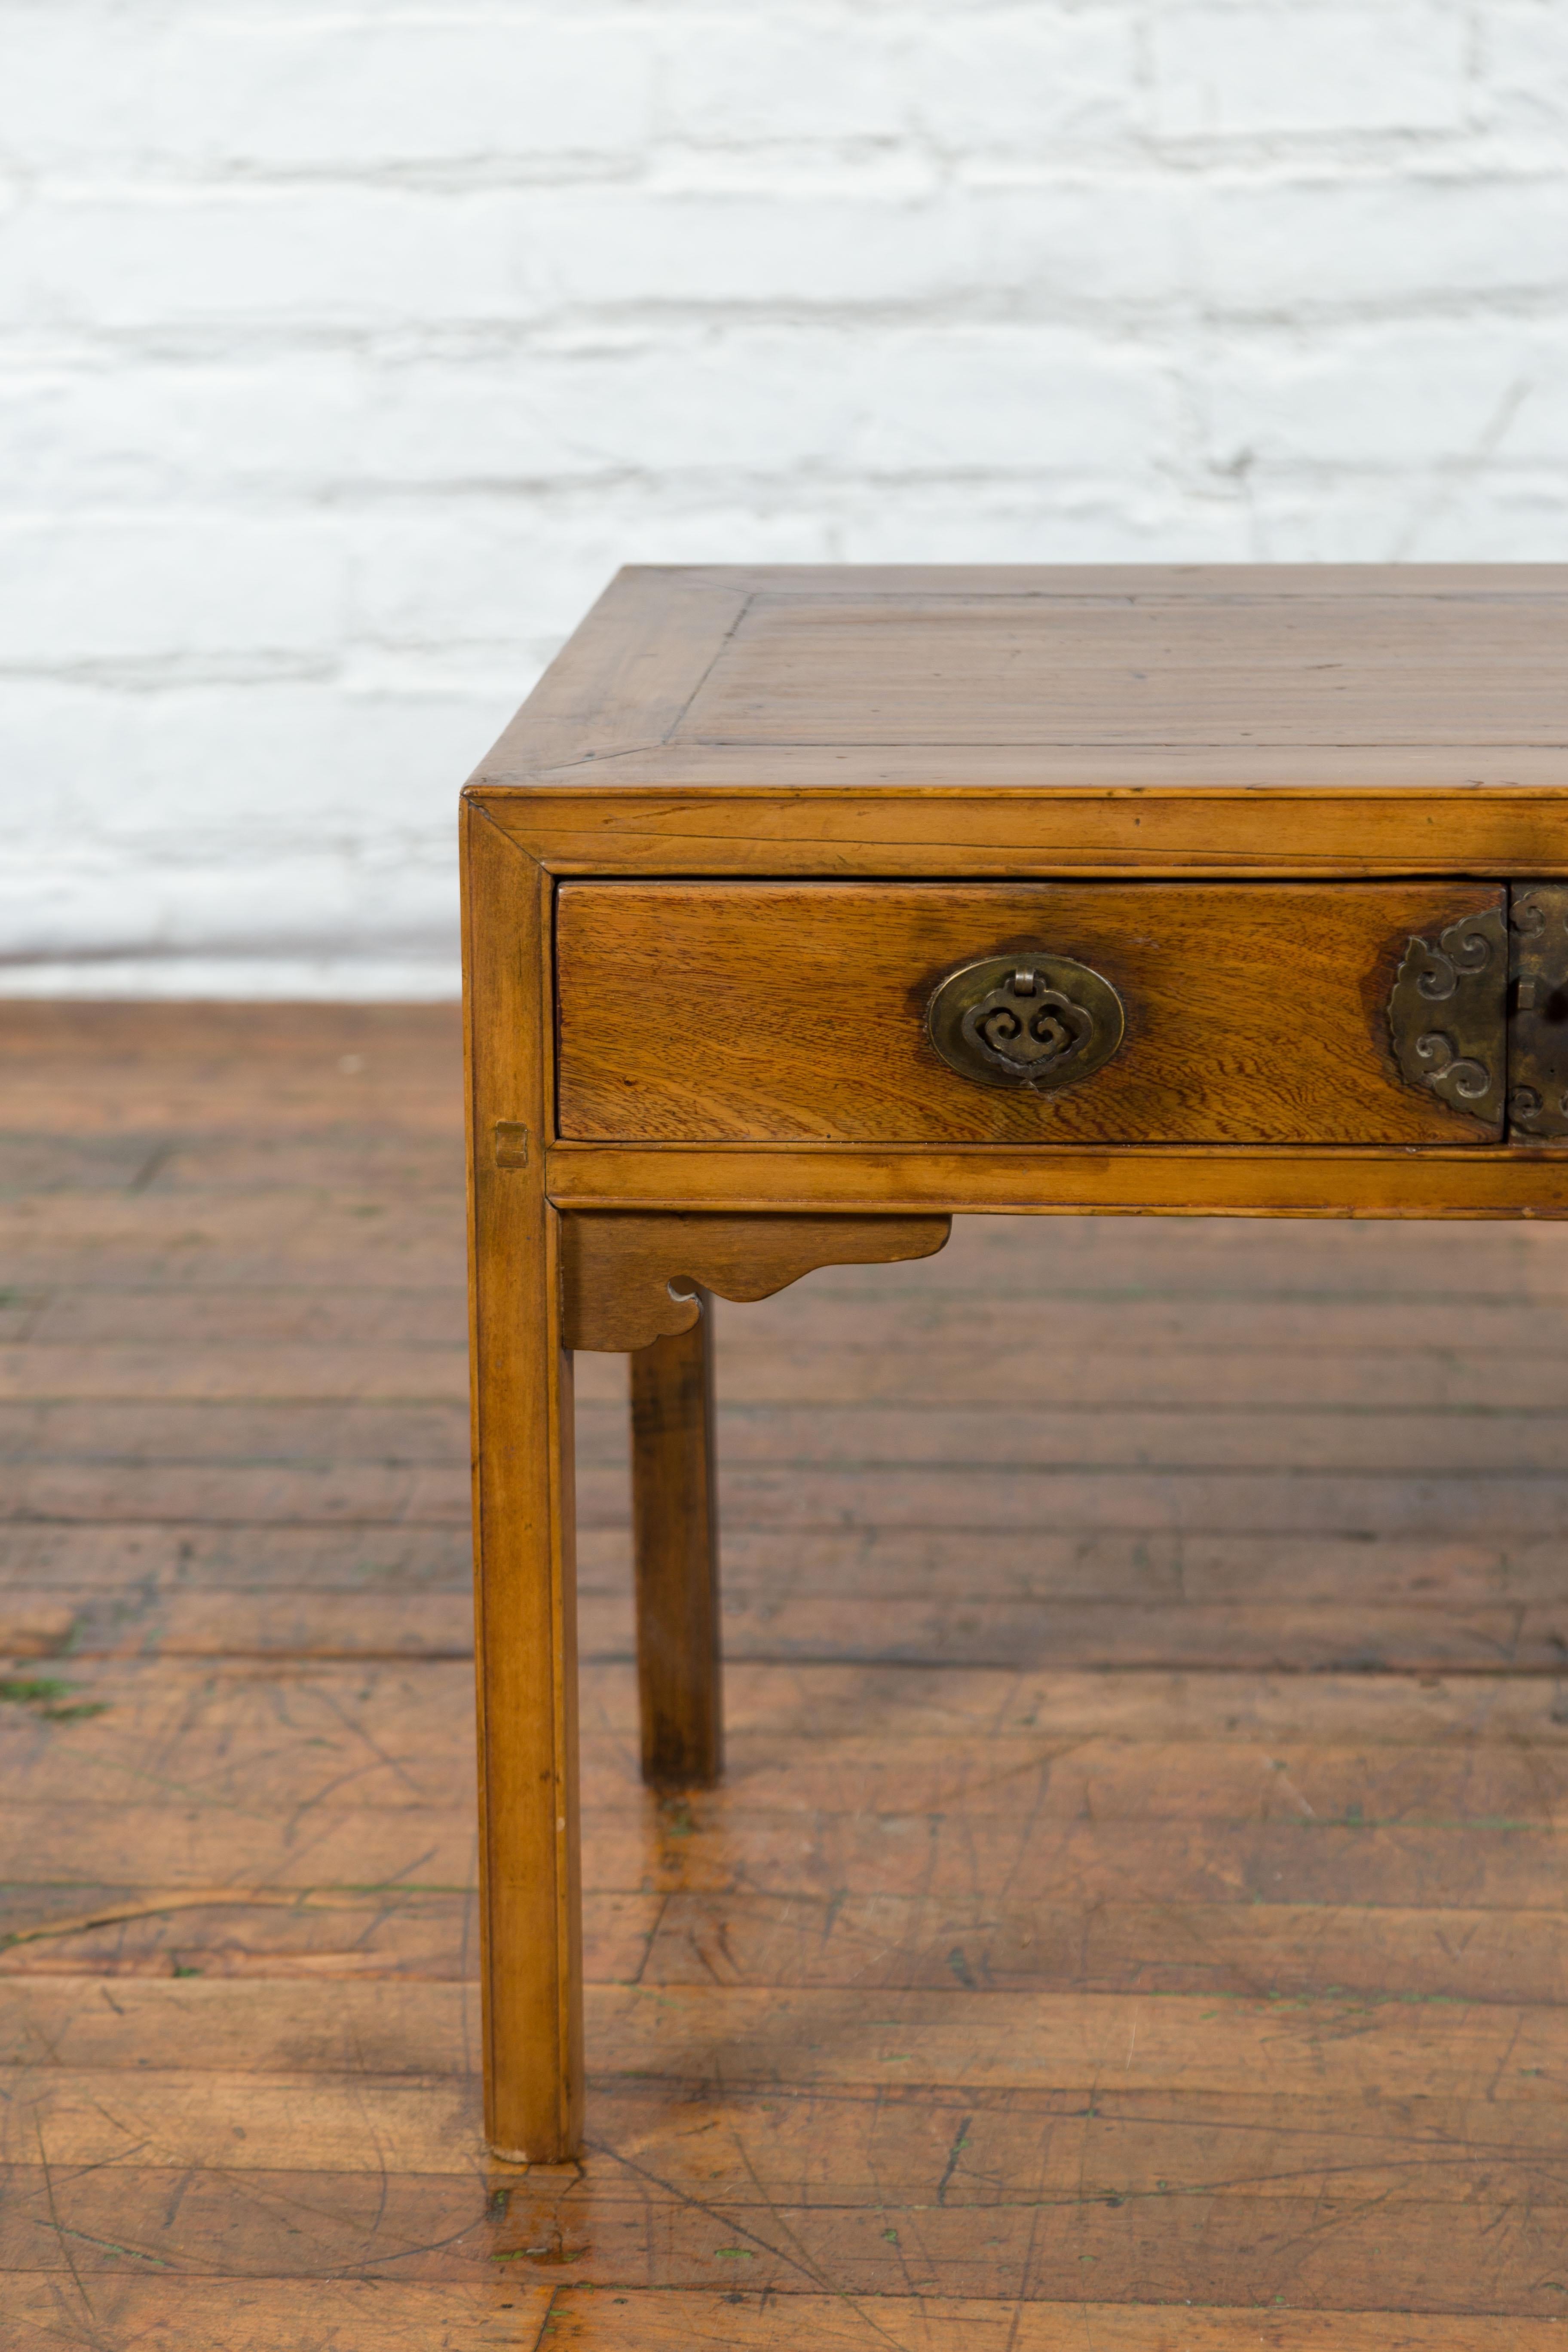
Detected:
[{"left": 927, "top": 952, "right": 1126, "bottom": 1094}]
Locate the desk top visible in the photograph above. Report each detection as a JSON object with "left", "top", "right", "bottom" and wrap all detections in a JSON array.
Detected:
[{"left": 474, "top": 565, "right": 1568, "bottom": 794}]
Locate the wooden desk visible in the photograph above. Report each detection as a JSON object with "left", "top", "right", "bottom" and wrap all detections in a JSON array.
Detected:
[{"left": 461, "top": 563, "right": 1568, "bottom": 2160}]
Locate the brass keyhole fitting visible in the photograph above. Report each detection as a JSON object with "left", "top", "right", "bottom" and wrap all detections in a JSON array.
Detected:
[{"left": 926, "top": 952, "right": 1126, "bottom": 1093}]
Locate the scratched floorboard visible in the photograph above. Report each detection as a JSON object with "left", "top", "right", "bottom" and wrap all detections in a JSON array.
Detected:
[{"left": 4, "top": 1004, "right": 1568, "bottom": 2349}]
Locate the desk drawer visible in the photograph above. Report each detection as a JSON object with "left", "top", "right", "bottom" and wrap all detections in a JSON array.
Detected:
[{"left": 555, "top": 880, "right": 1506, "bottom": 1147}]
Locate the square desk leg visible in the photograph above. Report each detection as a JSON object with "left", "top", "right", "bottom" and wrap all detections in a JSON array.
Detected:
[
  {"left": 469, "top": 1190, "right": 584, "bottom": 2165},
  {"left": 469, "top": 1258, "right": 721, "bottom": 2163},
  {"left": 631, "top": 1295, "right": 723, "bottom": 1789},
  {"left": 465, "top": 808, "right": 584, "bottom": 2164}
]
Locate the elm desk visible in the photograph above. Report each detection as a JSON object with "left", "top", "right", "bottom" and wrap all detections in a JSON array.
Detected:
[{"left": 460, "top": 564, "right": 1568, "bottom": 2161}]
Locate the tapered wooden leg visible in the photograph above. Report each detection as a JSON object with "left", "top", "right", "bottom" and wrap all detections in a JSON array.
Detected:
[{"left": 630, "top": 1289, "right": 722, "bottom": 1787}]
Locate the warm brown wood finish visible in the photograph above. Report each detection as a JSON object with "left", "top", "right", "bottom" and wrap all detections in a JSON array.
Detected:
[
  {"left": 475, "top": 564, "right": 1568, "bottom": 791},
  {"left": 486, "top": 783, "right": 1568, "bottom": 876},
  {"left": 557, "top": 879, "right": 1503, "bottom": 1145},
  {"left": 465, "top": 564, "right": 1568, "bottom": 2164},
  {"left": 471, "top": 774, "right": 951, "bottom": 2146},
  {"left": 668, "top": 582, "right": 1568, "bottom": 751},
  {"left": 630, "top": 1299, "right": 721, "bottom": 1787},
  {"left": 563, "top": 1210, "right": 952, "bottom": 1350},
  {"left": 466, "top": 566, "right": 1568, "bottom": 2173},
  {"left": 546, "top": 1142, "right": 1568, "bottom": 1217},
  {"left": 11, "top": 1001, "right": 1568, "bottom": 2342},
  {"left": 463, "top": 802, "right": 585, "bottom": 2163}
]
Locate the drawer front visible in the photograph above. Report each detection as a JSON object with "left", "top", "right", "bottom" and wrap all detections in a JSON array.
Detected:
[{"left": 555, "top": 881, "right": 1505, "bottom": 1147}]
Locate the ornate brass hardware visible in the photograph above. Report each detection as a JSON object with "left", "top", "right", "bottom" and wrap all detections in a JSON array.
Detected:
[
  {"left": 927, "top": 952, "right": 1125, "bottom": 1094},
  {"left": 1509, "top": 885, "right": 1568, "bottom": 1140},
  {"left": 1387, "top": 906, "right": 1507, "bottom": 1133}
]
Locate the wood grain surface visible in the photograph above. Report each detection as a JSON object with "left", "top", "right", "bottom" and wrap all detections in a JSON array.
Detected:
[
  {"left": 562, "top": 1211, "right": 951, "bottom": 1351},
  {"left": 672, "top": 583, "right": 1568, "bottom": 748},
  {"left": 544, "top": 1139, "right": 1568, "bottom": 1218},
  {"left": 464, "top": 803, "right": 585, "bottom": 2163},
  {"left": 630, "top": 1302, "right": 722, "bottom": 1787},
  {"left": 556, "top": 879, "right": 1503, "bottom": 1146},
  {"left": 7, "top": 998, "right": 1568, "bottom": 2345},
  {"left": 479, "top": 781, "right": 1568, "bottom": 879},
  {"left": 472, "top": 564, "right": 1568, "bottom": 792}
]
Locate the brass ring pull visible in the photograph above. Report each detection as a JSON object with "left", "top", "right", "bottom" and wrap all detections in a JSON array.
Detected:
[{"left": 926, "top": 952, "right": 1125, "bottom": 1093}]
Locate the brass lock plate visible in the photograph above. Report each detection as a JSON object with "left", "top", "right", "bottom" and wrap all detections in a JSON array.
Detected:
[
  {"left": 1387, "top": 886, "right": 1568, "bottom": 1142},
  {"left": 927, "top": 952, "right": 1125, "bottom": 1093},
  {"left": 1510, "top": 885, "right": 1568, "bottom": 1139},
  {"left": 1387, "top": 906, "right": 1508, "bottom": 1133}
]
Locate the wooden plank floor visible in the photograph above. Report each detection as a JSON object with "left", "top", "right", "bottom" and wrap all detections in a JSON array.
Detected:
[{"left": 5, "top": 1003, "right": 1568, "bottom": 2349}]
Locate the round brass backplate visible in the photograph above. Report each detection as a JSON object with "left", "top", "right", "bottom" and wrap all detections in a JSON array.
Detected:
[{"left": 926, "top": 952, "right": 1126, "bottom": 1093}]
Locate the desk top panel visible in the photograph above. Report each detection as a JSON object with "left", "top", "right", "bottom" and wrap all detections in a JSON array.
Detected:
[{"left": 472, "top": 565, "right": 1568, "bottom": 792}]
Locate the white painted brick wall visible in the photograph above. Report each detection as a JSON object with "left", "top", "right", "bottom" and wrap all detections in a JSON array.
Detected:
[{"left": 2, "top": 0, "right": 1565, "bottom": 998}]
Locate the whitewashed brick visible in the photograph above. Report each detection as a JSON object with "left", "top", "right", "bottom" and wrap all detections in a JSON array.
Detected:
[
  {"left": 908, "top": 11, "right": 1139, "bottom": 150},
  {"left": 841, "top": 329, "right": 1170, "bottom": 473},
  {"left": 0, "top": 518, "right": 344, "bottom": 665},
  {"left": 1152, "top": 3, "right": 1470, "bottom": 139},
  {"left": 1202, "top": 322, "right": 1568, "bottom": 468},
  {"left": 0, "top": 359, "right": 361, "bottom": 503},
  {"left": 348, "top": 499, "right": 835, "bottom": 653},
  {"left": 352, "top": 326, "right": 1168, "bottom": 483},
  {"left": 0, "top": 848, "right": 456, "bottom": 962},
  {"left": 656, "top": 11, "right": 1139, "bottom": 154},
  {"left": 3, "top": 0, "right": 1568, "bottom": 997},
  {"left": 0, "top": 12, "right": 165, "bottom": 173},
  {"left": 833, "top": 482, "right": 1253, "bottom": 566},
  {"left": 165, "top": 18, "right": 654, "bottom": 171},
  {"left": 0, "top": 679, "right": 466, "bottom": 980},
  {"left": 0, "top": 189, "right": 520, "bottom": 332},
  {"left": 657, "top": 18, "right": 910, "bottom": 145},
  {"left": 353, "top": 343, "right": 835, "bottom": 484},
  {"left": 1188, "top": 171, "right": 1568, "bottom": 311},
  {"left": 1249, "top": 473, "right": 1568, "bottom": 562},
  {"left": 0, "top": 8, "right": 652, "bottom": 173},
  {"left": 514, "top": 182, "right": 1185, "bottom": 312},
  {"left": 1478, "top": 2, "right": 1568, "bottom": 134},
  {"left": 0, "top": 954, "right": 463, "bottom": 1000},
  {"left": 0, "top": 680, "right": 494, "bottom": 848}
]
